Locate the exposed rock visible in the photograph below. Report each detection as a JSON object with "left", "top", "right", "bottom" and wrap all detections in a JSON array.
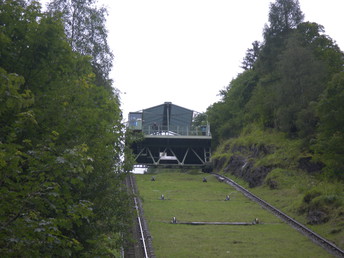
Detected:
[
  {"left": 231, "top": 144, "right": 248, "bottom": 154},
  {"left": 223, "top": 155, "right": 272, "bottom": 187},
  {"left": 223, "top": 144, "right": 231, "bottom": 152},
  {"left": 298, "top": 157, "right": 324, "bottom": 174},
  {"left": 223, "top": 155, "right": 246, "bottom": 174},
  {"left": 213, "top": 156, "right": 227, "bottom": 171},
  {"left": 249, "top": 144, "right": 273, "bottom": 158},
  {"left": 214, "top": 143, "right": 274, "bottom": 187}
]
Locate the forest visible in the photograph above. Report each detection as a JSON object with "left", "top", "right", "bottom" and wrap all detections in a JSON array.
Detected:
[
  {"left": 0, "top": 0, "right": 133, "bottom": 256},
  {"left": 1, "top": 0, "right": 343, "bottom": 256},
  {"left": 206, "top": 0, "right": 344, "bottom": 180}
]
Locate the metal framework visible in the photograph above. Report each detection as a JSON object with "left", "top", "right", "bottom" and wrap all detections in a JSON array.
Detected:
[{"left": 128, "top": 102, "right": 212, "bottom": 170}]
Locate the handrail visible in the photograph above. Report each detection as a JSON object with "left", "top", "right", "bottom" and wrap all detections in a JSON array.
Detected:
[{"left": 141, "top": 125, "right": 211, "bottom": 137}]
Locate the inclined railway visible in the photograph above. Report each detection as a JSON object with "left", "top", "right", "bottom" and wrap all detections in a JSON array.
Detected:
[
  {"left": 126, "top": 171, "right": 344, "bottom": 257},
  {"left": 211, "top": 172, "right": 344, "bottom": 258},
  {"left": 126, "top": 102, "right": 344, "bottom": 257},
  {"left": 124, "top": 174, "right": 155, "bottom": 258}
]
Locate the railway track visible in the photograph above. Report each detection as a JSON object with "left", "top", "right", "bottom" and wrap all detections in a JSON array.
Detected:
[
  {"left": 124, "top": 174, "right": 155, "bottom": 258},
  {"left": 211, "top": 172, "right": 344, "bottom": 258}
]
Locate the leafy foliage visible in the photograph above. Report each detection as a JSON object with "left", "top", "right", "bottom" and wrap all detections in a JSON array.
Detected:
[
  {"left": 313, "top": 72, "right": 344, "bottom": 179},
  {"left": 0, "top": 0, "right": 132, "bottom": 256},
  {"left": 47, "top": 0, "right": 114, "bottom": 90},
  {"left": 264, "top": 0, "right": 304, "bottom": 37},
  {"left": 208, "top": 70, "right": 258, "bottom": 146},
  {"left": 241, "top": 41, "right": 261, "bottom": 70},
  {"left": 206, "top": 0, "right": 344, "bottom": 179}
]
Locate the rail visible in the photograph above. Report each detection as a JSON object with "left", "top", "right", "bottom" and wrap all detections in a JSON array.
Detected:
[
  {"left": 134, "top": 197, "right": 149, "bottom": 258},
  {"left": 141, "top": 124, "right": 211, "bottom": 137},
  {"left": 211, "top": 173, "right": 344, "bottom": 257},
  {"left": 127, "top": 174, "right": 155, "bottom": 258}
]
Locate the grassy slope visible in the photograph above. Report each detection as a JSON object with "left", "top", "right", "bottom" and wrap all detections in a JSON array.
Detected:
[
  {"left": 135, "top": 170, "right": 331, "bottom": 257},
  {"left": 213, "top": 126, "right": 344, "bottom": 250},
  {"left": 246, "top": 172, "right": 344, "bottom": 250}
]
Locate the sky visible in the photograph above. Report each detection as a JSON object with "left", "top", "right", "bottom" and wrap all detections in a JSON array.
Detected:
[{"left": 41, "top": 0, "right": 344, "bottom": 119}]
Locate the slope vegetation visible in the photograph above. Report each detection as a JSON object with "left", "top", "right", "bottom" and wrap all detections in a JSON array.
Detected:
[
  {"left": 135, "top": 169, "right": 332, "bottom": 257},
  {"left": 212, "top": 127, "right": 344, "bottom": 250}
]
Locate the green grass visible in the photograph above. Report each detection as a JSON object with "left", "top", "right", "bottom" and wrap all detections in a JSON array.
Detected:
[
  {"left": 212, "top": 125, "right": 344, "bottom": 251},
  {"left": 135, "top": 170, "right": 332, "bottom": 257},
  {"left": 213, "top": 125, "right": 303, "bottom": 169},
  {"left": 247, "top": 170, "right": 344, "bottom": 250}
]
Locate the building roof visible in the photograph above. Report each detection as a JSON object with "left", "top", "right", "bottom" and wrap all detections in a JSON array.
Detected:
[{"left": 142, "top": 102, "right": 193, "bottom": 128}]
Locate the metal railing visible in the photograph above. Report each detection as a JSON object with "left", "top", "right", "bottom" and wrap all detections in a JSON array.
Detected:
[{"left": 141, "top": 125, "right": 211, "bottom": 137}]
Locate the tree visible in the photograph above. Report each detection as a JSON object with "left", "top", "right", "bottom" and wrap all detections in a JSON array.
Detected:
[
  {"left": 207, "top": 70, "right": 258, "bottom": 145},
  {"left": 297, "top": 22, "right": 344, "bottom": 78},
  {"left": 245, "top": 73, "right": 279, "bottom": 129},
  {"left": 241, "top": 41, "right": 261, "bottom": 70},
  {"left": 257, "top": 0, "right": 304, "bottom": 74},
  {"left": 47, "top": 0, "right": 114, "bottom": 89},
  {"left": 192, "top": 112, "right": 208, "bottom": 127},
  {"left": 274, "top": 33, "right": 326, "bottom": 133},
  {"left": 313, "top": 72, "right": 344, "bottom": 179},
  {"left": 0, "top": 1, "right": 131, "bottom": 255},
  {"left": 0, "top": 67, "right": 87, "bottom": 256},
  {"left": 205, "top": 0, "right": 344, "bottom": 183},
  {"left": 264, "top": 0, "right": 304, "bottom": 37}
]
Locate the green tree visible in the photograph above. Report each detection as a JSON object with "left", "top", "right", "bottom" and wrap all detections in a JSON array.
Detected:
[
  {"left": 241, "top": 41, "right": 261, "bottom": 70},
  {"left": 207, "top": 70, "right": 258, "bottom": 145},
  {"left": 257, "top": 0, "right": 304, "bottom": 74},
  {"left": 314, "top": 72, "right": 344, "bottom": 179},
  {"left": 47, "top": 0, "right": 114, "bottom": 89},
  {"left": 264, "top": 0, "right": 304, "bottom": 37},
  {"left": 0, "top": 1, "right": 131, "bottom": 255},
  {"left": 247, "top": 1, "right": 343, "bottom": 138},
  {"left": 274, "top": 33, "right": 326, "bottom": 134},
  {"left": 297, "top": 22, "right": 344, "bottom": 78},
  {"left": 0, "top": 67, "right": 87, "bottom": 256},
  {"left": 192, "top": 112, "right": 208, "bottom": 127},
  {"left": 245, "top": 73, "right": 279, "bottom": 128},
  {"left": 206, "top": 0, "right": 344, "bottom": 183}
]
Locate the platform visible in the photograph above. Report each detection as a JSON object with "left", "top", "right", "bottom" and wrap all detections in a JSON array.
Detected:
[{"left": 128, "top": 102, "right": 212, "bottom": 170}]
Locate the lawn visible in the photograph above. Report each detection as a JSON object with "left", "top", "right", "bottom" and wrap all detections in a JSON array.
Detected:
[{"left": 135, "top": 169, "right": 332, "bottom": 257}]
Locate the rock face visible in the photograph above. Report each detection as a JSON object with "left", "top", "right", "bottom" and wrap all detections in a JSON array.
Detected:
[
  {"left": 298, "top": 157, "right": 324, "bottom": 174},
  {"left": 213, "top": 144, "right": 273, "bottom": 188},
  {"left": 213, "top": 144, "right": 323, "bottom": 188},
  {"left": 222, "top": 155, "right": 272, "bottom": 188},
  {"left": 213, "top": 142, "right": 333, "bottom": 226},
  {"left": 212, "top": 157, "right": 227, "bottom": 171}
]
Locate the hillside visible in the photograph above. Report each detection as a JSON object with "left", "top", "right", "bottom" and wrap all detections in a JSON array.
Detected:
[
  {"left": 135, "top": 170, "right": 333, "bottom": 257},
  {"left": 202, "top": 1, "right": 344, "bottom": 249},
  {"left": 212, "top": 126, "right": 344, "bottom": 250},
  {"left": 205, "top": 0, "right": 344, "bottom": 182}
]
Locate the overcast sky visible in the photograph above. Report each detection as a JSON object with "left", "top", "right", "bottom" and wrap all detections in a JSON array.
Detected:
[{"left": 41, "top": 0, "right": 344, "bottom": 119}]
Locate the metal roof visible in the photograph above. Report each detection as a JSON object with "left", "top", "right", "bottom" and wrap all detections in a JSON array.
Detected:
[{"left": 142, "top": 102, "right": 193, "bottom": 129}]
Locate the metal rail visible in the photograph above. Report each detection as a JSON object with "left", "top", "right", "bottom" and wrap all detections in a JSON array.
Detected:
[
  {"left": 134, "top": 197, "right": 149, "bottom": 258},
  {"left": 211, "top": 173, "right": 344, "bottom": 257},
  {"left": 127, "top": 174, "right": 153, "bottom": 258}
]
